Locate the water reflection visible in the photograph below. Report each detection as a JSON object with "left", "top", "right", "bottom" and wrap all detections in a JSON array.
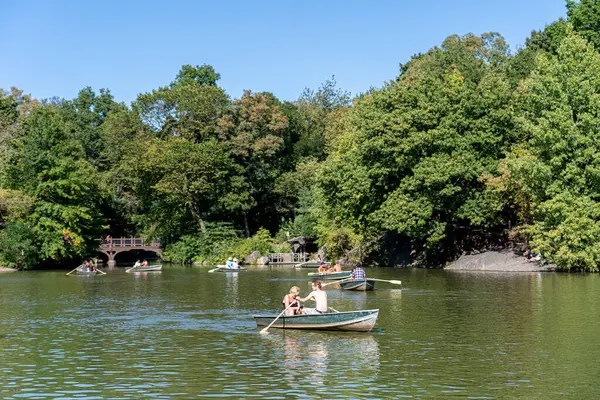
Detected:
[
  {"left": 225, "top": 271, "right": 239, "bottom": 304},
  {"left": 7, "top": 267, "right": 600, "bottom": 398},
  {"left": 272, "top": 330, "right": 380, "bottom": 387}
]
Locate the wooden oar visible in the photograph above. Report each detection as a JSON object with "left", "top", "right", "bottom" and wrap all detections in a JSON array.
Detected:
[
  {"left": 94, "top": 268, "right": 107, "bottom": 275},
  {"left": 308, "top": 271, "right": 331, "bottom": 276},
  {"left": 294, "top": 262, "right": 307, "bottom": 268},
  {"left": 66, "top": 265, "right": 84, "bottom": 275},
  {"left": 322, "top": 278, "right": 354, "bottom": 287},
  {"left": 368, "top": 278, "right": 402, "bottom": 286},
  {"left": 208, "top": 266, "right": 222, "bottom": 273},
  {"left": 260, "top": 303, "right": 295, "bottom": 335}
]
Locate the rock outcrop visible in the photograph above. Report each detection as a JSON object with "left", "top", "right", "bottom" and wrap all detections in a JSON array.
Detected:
[{"left": 445, "top": 250, "right": 555, "bottom": 272}]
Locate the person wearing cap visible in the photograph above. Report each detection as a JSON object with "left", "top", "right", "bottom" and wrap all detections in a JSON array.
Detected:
[{"left": 226, "top": 257, "right": 234, "bottom": 269}]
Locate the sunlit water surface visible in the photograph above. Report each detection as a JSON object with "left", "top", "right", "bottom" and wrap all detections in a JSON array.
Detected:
[{"left": 1, "top": 266, "right": 599, "bottom": 398}]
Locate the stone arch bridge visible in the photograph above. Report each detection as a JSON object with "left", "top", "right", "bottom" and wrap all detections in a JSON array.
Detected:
[{"left": 99, "top": 237, "right": 162, "bottom": 266}]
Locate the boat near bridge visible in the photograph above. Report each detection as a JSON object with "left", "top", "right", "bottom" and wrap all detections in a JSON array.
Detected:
[{"left": 126, "top": 264, "right": 163, "bottom": 273}]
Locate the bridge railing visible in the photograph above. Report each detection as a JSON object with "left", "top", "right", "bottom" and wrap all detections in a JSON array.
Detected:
[
  {"left": 100, "top": 237, "right": 161, "bottom": 248},
  {"left": 268, "top": 252, "right": 310, "bottom": 264}
]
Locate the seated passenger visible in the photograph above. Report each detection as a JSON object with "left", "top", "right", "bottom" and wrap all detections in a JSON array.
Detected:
[
  {"left": 282, "top": 286, "right": 303, "bottom": 316},
  {"left": 333, "top": 261, "right": 342, "bottom": 273}
]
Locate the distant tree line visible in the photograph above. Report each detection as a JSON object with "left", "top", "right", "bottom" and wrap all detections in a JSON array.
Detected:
[{"left": 2, "top": 0, "right": 600, "bottom": 271}]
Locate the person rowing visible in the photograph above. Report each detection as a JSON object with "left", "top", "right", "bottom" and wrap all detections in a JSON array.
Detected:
[
  {"left": 226, "top": 257, "right": 234, "bottom": 269},
  {"left": 298, "top": 280, "right": 328, "bottom": 314},
  {"left": 282, "top": 286, "right": 303, "bottom": 316},
  {"left": 351, "top": 263, "right": 366, "bottom": 280}
]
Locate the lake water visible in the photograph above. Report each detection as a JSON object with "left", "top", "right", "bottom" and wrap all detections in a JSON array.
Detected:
[{"left": 0, "top": 266, "right": 598, "bottom": 398}]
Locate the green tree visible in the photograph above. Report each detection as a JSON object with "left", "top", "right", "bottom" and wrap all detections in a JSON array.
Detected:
[
  {"left": 135, "top": 65, "right": 229, "bottom": 142},
  {"left": 218, "top": 90, "right": 288, "bottom": 236},
  {"left": 317, "top": 33, "right": 516, "bottom": 264},
  {"left": 505, "top": 29, "right": 600, "bottom": 270},
  {"left": 567, "top": 0, "right": 600, "bottom": 50},
  {"left": 3, "top": 106, "right": 106, "bottom": 266}
]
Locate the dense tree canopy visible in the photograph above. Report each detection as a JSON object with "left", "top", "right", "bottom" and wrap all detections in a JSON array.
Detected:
[{"left": 6, "top": 1, "right": 600, "bottom": 271}]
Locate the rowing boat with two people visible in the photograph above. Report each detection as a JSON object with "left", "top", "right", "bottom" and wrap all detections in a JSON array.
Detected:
[
  {"left": 66, "top": 260, "right": 106, "bottom": 276},
  {"left": 126, "top": 264, "right": 163, "bottom": 273},
  {"left": 212, "top": 265, "right": 247, "bottom": 272},
  {"left": 253, "top": 309, "right": 379, "bottom": 332}
]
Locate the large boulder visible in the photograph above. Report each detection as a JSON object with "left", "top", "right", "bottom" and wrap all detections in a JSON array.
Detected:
[
  {"left": 257, "top": 256, "right": 269, "bottom": 266},
  {"left": 245, "top": 251, "right": 261, "bottom": 265},
  {"left": 445, "top": 250, "right": 555, "bottom": 272}
]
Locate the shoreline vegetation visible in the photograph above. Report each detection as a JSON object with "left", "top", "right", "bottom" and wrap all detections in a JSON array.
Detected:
[{"left": 3, "top": 2, "right": 600, "bottom": 272}]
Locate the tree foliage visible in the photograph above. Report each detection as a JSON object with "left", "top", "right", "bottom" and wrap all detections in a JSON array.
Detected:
[{"left": 8, "top": 13, "right": 600, "bottom": 272}]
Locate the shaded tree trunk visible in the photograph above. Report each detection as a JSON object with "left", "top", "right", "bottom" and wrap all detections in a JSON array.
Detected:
[
  {"left": 191, "top": 204, "right": 206, "bottom": 233},
  {"left": 244, "top": 213, "right": 250, "bottom": 238}
]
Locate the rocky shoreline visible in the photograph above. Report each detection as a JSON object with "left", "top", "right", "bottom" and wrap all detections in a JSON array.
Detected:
[
  {"left": 444, "top": 249, "right": 555, "bottom": 272},
  {"left": 0, "top": 266, "right": 18, "bottom": 273}
]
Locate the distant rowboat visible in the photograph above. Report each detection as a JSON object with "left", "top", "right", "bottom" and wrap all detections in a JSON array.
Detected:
[
  {"left": 76, "top": 269, "right": 99, "bottom": 276},
  {"left": 214, "top": 265, "right": 247, "bottom": 272},
  {"left": 253, "top": 309, "right": 379, "bottom": 332},
  {"left": 340, "top": 279, "right": 375, "bottom": 291},
  {"left": 308, "top": 271, "right": 351, "bottom": 280},
  {"left": 294, "top": 261, "right": 330, "bottom": 269},
  {"left": 126, "top": 264, "right": 163, "bottom": 273}
]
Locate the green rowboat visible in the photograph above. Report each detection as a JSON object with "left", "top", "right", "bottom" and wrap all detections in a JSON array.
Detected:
[
  {"left": 253, "top": 309, "right": 379, "bottom": 332},
  {"left": 340, "top": 279, "right": 375, "bottom": 291}
]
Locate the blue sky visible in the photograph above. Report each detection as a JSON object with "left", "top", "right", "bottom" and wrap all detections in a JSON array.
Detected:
[{"left": 1, "top": 0, "right": 567, "bottom": 105}]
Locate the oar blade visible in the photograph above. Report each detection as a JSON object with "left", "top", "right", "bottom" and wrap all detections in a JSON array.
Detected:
[
  {"left": 389, "top": 280, "right": 402, "bottom": 285},
  {"left": 259, "top": 328, "right": 270, "bottom": 335}
]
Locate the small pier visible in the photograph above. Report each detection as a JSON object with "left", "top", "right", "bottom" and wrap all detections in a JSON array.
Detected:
[{"left": 268, "top": 252, "right": 310, "bottom": 265}]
